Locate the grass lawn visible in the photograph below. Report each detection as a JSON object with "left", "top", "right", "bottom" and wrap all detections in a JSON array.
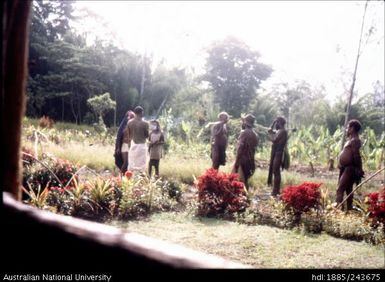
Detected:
[{"left": 112, "top": 212, "right": 385, "bottom": 268}]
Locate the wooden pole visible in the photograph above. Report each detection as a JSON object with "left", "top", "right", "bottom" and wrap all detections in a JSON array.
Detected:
[
  {"left": 1, "top": 0, "right": 32, "bottom": 200},
  {"left": 341, "top": 1, "right": 369, "bottom": 150},
  {"left": 336, "top": 167, "right": 385, "bottom": 209}
]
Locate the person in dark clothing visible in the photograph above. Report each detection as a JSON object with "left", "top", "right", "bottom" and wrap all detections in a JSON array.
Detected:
[
  {"left": 210, "top": 112, "right": 229, "bottom": 170},
  {"left": 336, "top": 119, "right": 364, "bottom": 210},
  {"left": 120, "top": 111, "right": 136, "bottom": 173},
  {"left": 114, "top": 111, "right": 131, "bottom": 170},
  {"left": 232, "top": 114, "right": 259, "bottom": 191},
  {"left": 267, "top": 116, "right": 288, "bottom": 197}
]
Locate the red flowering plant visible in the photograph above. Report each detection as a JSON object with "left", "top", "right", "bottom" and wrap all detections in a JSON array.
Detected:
[
  {"left": 52, "top": 158, "right": 79, "bottom": 187},
  {"left": 197, "top": 168, "right": 249, "bottom": 217},
  {"left": 367, "top": 187, "right": 385, "bottom": 230},
  {"left": 281, "top": 182, "right": 322, "bottom": 221},
  {"left": 23, "top": 158, "right": 78, "bottom": 195},
  {"left": 124, "top": 170, "right": 133, "bottom": 179}
]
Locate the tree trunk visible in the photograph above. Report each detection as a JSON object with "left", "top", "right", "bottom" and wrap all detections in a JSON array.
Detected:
[
  {"left": 139, "top": 54, "right": 145, "bottom": 105},
  {"left": 113, "top": 85, "right": 117, "bottom": 126},
  {"left": 70, "top": 95, "right": 78, "bottom": 124},
  {"left": 77, "top": 97, "right": 81, "bottom": 124},
  {"left": 286, "top": 109, "right": 290, "bottom": 130},
  {"left": 1, "top": 0, "right": 32, "bottom": 200},
  {"left": 61, "top": 97, "right": 65, "bottom": 121},
  {"left": 155, "top": 93, "right": 170, "bottom": 119},
  {"left": 341, "top": 1, "right": 369, "bottom": 150}
]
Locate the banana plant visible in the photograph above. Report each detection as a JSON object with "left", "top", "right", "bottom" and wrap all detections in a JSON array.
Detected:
[
  {"left": 181, "top": 120, "right": 193, "bottom": 145},
  {"left": 361, "top": 129, "right": 385, "bottom": 170}
]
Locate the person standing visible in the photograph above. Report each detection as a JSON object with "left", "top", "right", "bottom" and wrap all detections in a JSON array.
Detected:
[
  {"left": 148, "top": 120, "right": 165, "bottom": 177},
  {"left": 267, "top": 117, "right": 288, "bottom": 197},
  {"left": 127, "top": 106, "right": 149, "bottom": 173},
  {"left": 210, "top": 112, "right": 230, "bottom": 170},
  {"left": 336, "top": 119, "right": 364, "bottom": 210},
  {"left": 114, "top": 110, "right": 134, "bottom": 171},
  {"left": 120, "top": 111, "right": 135, "bottom": 173},
  {"left": 232, "top": 114, "right": 259, "bottom": 191}
]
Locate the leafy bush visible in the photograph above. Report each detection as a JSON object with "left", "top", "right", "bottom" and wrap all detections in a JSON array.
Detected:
[
  {"left": 300, "top": 210, "right": 323, "bottom": 234},
  {"left": 367, "top": 187, "right": 385, "bottom": 230},
  {"left": 196, "top": 168, "right": 249, "bottom": 217},
  {"left": 118, "top": 174, "right": 178, "bottom": 220},
  {"left": 163, "top": 178, "right": 184, "bottom": 202},
  {"left": 323, "top": 210, "right": 385, "bottom": 245},
  {"left": 244, "top": 200, "right": 297, "bottom": 229},
  {"left": 52, "top": 158, "right": 79, "bottom": 186},
  {"left": 281, "top": 182, "right": 322, "bottom": 214},
  {"left": 88, "top": 178, "right": 114, "bottom": 220},
  {"left": 47, "top": 186, "right": 74, "bottom": 215},
  {"left": 23, "top": 158, "right": 79, "bottom": 192},
  {"left": 22, "top": 183, "right": 50, "bottom": 209},
  {"left": 64, "top": 182, "right": 94, "bottom": 219}
]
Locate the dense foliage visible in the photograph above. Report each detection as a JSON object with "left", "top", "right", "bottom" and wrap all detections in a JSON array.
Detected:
[
  {"left": 26, "top": 1, "right": 384, "bottom": 135},
  {"left": 203, "top": 37, "right": 273, "bottom": 116},
  {"left": 23, "top": 155, "right": 79, "bottom": 192}
]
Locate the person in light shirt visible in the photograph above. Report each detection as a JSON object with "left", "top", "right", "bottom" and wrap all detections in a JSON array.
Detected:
[{"left": 148, "top": 119, "right": 165, "bottom": 177}]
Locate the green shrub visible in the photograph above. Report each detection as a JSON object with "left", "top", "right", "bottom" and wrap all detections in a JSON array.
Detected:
[
  {"left": 22, "top": 157, "right": 78, "bottom": 193},
  {"left": 323, "top": 210, "right": 385, "bottom": 245},
  {"left": 118, "top": 174, "right": 178, "bottom": 220},
  {"left": 251, "top": 199, "right": 297, "bottom": 229},
  {"left": 163, "top": 178, "right": 184, "bottom": 202},
  {"left": 300, "top": 210, "right": 323, "bottom": 234}
]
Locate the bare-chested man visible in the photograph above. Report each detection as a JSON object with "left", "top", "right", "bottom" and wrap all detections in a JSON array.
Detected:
[
  {"left": 127, "top": 106, "right": 149, "bottom": 172},
  {"left": 232, "top": 114, "right": 259, "bottom": 191},
  {"left": 336, "top": 119, "right": 364, "bottom": 210},
  {"left": 267, "top": 117, "right": 288, "bottom": 197}
]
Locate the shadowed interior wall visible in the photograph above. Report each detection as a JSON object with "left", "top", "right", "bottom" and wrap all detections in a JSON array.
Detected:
[{"left": 1, "top": 0, "right": 32, "bottom": 200}]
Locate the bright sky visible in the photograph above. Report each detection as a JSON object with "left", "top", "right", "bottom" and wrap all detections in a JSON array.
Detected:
[{"left": 74, "top": 1, "right": 384, "bottom": 101}]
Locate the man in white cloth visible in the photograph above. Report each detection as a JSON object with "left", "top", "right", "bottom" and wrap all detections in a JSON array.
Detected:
[{"left": 127, "top": 106, "right": 149, "bottom": 172}]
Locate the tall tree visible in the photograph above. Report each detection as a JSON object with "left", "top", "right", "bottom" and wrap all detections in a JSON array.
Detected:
[
  {"left": 270, "top": 80, "right": 312, "bottom": 128},
  {"left": 341, "top": 0, "right": 370, "bottom": 149},
  {"left": 203, "top": 37, "right": 272, "bottom": 116},
  {"left": 250, "top": 94, "right": 278, "bottom": 127},
  {"left": 144, "top": 65, "right": 186, "bottom": 117}
]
